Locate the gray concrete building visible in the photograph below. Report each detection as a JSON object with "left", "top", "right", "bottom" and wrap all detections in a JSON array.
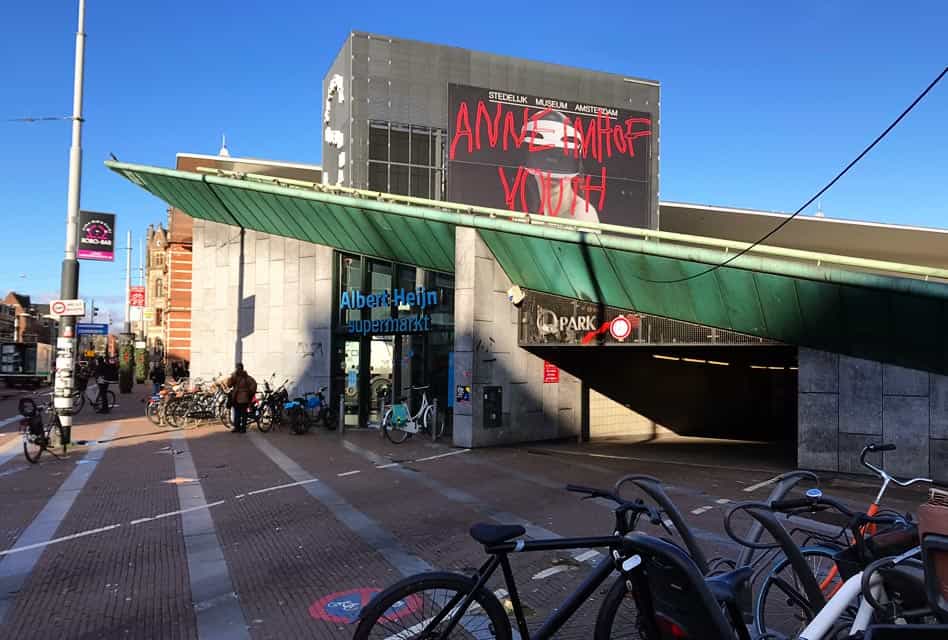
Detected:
[{"left": 135, "top": 31, "right": 948, "bottom": 480}]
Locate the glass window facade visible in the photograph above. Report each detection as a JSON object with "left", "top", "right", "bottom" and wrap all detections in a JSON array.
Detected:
[
  {"left": 332, "top": 251, "right": 454, "bottom": 431},
  {"left": 366, "top": 120, "right": 446, "bottom": 199}
]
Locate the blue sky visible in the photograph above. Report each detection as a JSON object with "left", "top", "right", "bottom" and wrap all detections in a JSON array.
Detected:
[{"left": 1, "top": 1, "right": 945, "bottom": 320}]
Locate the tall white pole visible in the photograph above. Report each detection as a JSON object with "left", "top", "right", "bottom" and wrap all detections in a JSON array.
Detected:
[
  {"left": 125, "top": 229, "right": 131, "bottom": 333},
  {"left": 53, "top": 0, "right": 87, "bottom": 444}
]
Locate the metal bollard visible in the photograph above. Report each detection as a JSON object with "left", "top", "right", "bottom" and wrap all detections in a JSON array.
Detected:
[
  {"left": 379, "top": 398, "right": 386, "bottom": 438},
  {"left": 338, "top": 394, "right": 345, "bottom": 435},
  {"left": 432, "top": 398, "right": 438, "bottom": 442}
]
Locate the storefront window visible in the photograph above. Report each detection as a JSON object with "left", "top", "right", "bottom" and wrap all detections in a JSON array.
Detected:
[{"left": 332, "top": 250, "right": 454, "bottom": 430}]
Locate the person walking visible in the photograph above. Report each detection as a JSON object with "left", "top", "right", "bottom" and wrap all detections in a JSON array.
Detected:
[
  {"left": 226, "top": 363, "right": 256, "bottom": 434},
  {"left": 149, "top": 363, "right": 166, "bottom": 395},
  {"left": 94, "top": 356, "right": 115, "bottom": 414}
]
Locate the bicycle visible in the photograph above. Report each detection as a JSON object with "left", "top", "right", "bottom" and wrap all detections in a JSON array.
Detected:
[
  {"left": 18, "top": 396, "right": 67, "bottom": 464},
  {"left": 355, "top": 482, "right": 756, "bottom": 639},
  {"left": 69, "top": 380, "right": 117, "bottom": 413},
  {"left": 753, "top": 443, "right": 933, "bottom": 636},
  {"left": 381, "top": 384, "right": 444, "bottom": 444},
  {"left": 729, "top": 490, "right": 932, "bottom": 638}
]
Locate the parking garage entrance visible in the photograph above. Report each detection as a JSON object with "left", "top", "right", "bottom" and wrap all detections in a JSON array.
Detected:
[{"left": 520, "top": 290, "right": 799, "bottom": 466}]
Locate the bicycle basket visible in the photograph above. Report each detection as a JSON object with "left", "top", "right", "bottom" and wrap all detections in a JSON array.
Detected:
[
  {"left": 28, "top": 414, "right": 45, "bottom": 437},
  {"left": 920, "top": 488, "right": 948, "bottom": 620},
  {"left": 18, "top": 397, "right": 38, "bottom": 418},
  {"left": 390, "top": 403, "right": 410, "bottom": 426}
]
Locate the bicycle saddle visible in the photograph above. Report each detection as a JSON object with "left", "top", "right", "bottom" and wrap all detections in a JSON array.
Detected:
[
  {"left": 704, "top": 566, "right": 753, "bottom": 605},
  {"left": 469, "top": 523, "right": 526, "bottom": 546}
]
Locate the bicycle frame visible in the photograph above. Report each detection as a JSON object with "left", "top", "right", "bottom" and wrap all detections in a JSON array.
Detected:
[
  {"left": 434, "top": 535, "right": 628, "bottom": 640},
  {"left": 390, "top": 391, "right": 432, "bottom": 435}
]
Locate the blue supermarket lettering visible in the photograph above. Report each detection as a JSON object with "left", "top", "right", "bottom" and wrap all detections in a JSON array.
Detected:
[
  {"left": 340, "top": 287, "right": 439, "bottom": 311},
  {"left": 346, "top": 315, "right": 432, "bottom": 335}
]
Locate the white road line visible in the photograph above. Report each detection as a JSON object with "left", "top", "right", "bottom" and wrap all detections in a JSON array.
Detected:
[
  {"left": 337, "top": 470, "right": 361, "bottom": 477},
  {"left": 715, "top": 498, "right": 732, "bottom": 505},
  {"left": 533, "top": 566, "right": 570, "bottom": 580},
  {"left": 130, "top": 501, "right": 227, "bottom": 525},
  {"left": 245, "top": 478, "right": 319, "bottom": 496},
  {"left": 0, "top": 524, "right": 123, "bottom": 556},
  {"left": 413, "top": 449, "right": 470, "bottom": 463},
  {"left": 529, "top": 447, "right": 779, "bottom": 475},
  {"left": 573, "top": 550, "right": 599, "bottom": 563},
  {"left": 690, "top": 506, "right": 713, "bottom": 515},
  {"left": 0, "top": 416, "right": 20, "bottom": 429},
  {"left": 742, "top": 476, "right": 779, "bottom": 493},
  {"left": 376, "top": 462, "right": 399, "bottom": 469}
]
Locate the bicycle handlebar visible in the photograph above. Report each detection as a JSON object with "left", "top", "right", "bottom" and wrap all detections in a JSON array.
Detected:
[
  {"left": 769, "top": 493, "right": 909, "bottom": 529},
  {"left": 860, "top": 442, "right": 932, "bottom": 488},
  {"left": 565, "top": 484, "right": 663, "bottom": 529}
]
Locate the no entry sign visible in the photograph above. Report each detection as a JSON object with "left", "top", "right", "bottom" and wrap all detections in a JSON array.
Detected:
[
  {"left": 309, "top": 588, "right": 421, "bottom": 624},
  {"left": 50, "top": 299, "right": 86, "bottom": 317}
]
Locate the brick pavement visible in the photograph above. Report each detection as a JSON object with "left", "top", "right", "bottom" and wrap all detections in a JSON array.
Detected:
[{"left": 0, "top": 404, "right": 928, "bottom": 639}]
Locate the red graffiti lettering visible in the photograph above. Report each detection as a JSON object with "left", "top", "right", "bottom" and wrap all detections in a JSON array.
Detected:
[
  {"left": 579, "top": 167, "right": 607, "bottom": 212},
  {"left": 449, "top": 102, "right": 473, "bottom": 160},
  {"left": 475, "top": 100, "right": 501, "bottom": 150},
  {"left": 623, "top": 117, "right": 651, "bottom": 158},
  {"left": 502, "top": 108, "right": 528, "bottom": 151},
  {"left": 498, "top": 166, "right": 529, "bottom": 212}
]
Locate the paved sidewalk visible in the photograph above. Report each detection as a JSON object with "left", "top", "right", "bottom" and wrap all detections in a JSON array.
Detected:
[{"left": 0, "top": 405, "right": 927, "bottom": 639}]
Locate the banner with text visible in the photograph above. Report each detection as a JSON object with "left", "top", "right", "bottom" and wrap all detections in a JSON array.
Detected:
[
  {"left": 447, "top": 84, "right": 653, "bottom": 228},
  {"left": 77, "top": 210, "right": 116, "bottom": 261}
]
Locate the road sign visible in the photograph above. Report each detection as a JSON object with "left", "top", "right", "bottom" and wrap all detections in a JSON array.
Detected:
[
  {"left": 129, "top": 286, "right": 145, "bottom": 307},
  {"left": 609, "top": 315, "right": 633, "bottom": 341},
  {"left": 76, "top": 323, "right": 109, "bottom": 336},
  {"left": 49, "top": 299, "right": 86, "bottom": 317},
  {"left": 309, "top": 588, "right": 420, "bottom": 624}
]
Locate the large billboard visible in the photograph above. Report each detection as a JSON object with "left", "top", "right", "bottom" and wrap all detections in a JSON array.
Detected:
[
  {"left": 447, "top": 84, "right": 653, "bottom": 228},
  {"left": 77, "top": 210, "right": 116, "bottom": 261}
]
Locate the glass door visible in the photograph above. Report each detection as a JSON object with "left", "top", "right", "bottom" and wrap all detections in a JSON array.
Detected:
[{"left": 343, "top": 339, "right": 361, "bottom": 427}]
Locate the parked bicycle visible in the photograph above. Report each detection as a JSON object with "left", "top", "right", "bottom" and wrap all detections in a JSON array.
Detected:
[
  {"left": 752, "top": 443, "right": 933, "bottom": 636},
  {"left": 381, "top": 384, "right": 444, "bottom": 444},
  {"left": 355, "top": 483, "right": 692, "bottom": 639},
  {"left": 285, "top": 385, "right": 331, "bottom": 435},
  {"left": 19, "top": 395, "right": 67, "bottom": 464}
]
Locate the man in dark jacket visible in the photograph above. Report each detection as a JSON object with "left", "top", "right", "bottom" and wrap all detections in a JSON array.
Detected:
[
  {"left": 149, "top": 363, "right": 166, "bottom": 395},
  {"left": 226, "top": 363, "right": 257, "bottom": 433}
]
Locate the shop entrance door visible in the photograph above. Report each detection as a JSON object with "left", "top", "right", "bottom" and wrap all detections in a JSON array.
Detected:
[{"left": 343, "top": 339, "right": 361, "bottom": 428}]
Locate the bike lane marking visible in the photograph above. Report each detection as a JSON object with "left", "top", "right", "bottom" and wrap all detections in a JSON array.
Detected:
[
  {"left": 0, "top": 432, "right": 22, "bottom": 469},
  {"left": 248, "top": 433, "right": 518, "bottom": 639},
  {"left": 169, "top": 428, "right": 250, "bottom": 640},
  {"left": 0, "top": 422, "right": 120, "bottom": 625},
  {"left": 340, "top": 439, "right": 607, "bottom": 567}
]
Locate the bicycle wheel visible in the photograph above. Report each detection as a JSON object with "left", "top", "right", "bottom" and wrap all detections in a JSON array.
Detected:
[
  {"left": 382, "top": 409, "right": 412, "bottom": 444},
  {"left": 145, "top": 400, "right": 161, "bottom": 425},
  {"left": 593, "top": 575, "right": 652, "bottom": 640},
  {"left": 71, "top": 390, "right": 85, "bottom": 413},
  {"left": 256, "top": 404, "right": 274, "bottom": 433},
  {"left": 353, "top": 572, "right": 511, "bottom": 640},
  {"left": 754, "top": 546, "right": 843, "bottom": 638},
  {"left": 22, "top": 429, "right": 44, "bottom": 464}
]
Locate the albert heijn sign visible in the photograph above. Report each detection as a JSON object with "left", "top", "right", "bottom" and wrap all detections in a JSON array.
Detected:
[{"left": 518, "top": 290, "right": 641, "bottom": 346}]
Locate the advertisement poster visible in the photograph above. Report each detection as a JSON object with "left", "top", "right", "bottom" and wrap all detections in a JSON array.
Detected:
[
  {"left": 447, "top": 84, "right": 653, "bottom": 227},
  {"left": 129, "top": 286, "right": 145, "bottom": 307},
  {"left": 77, "top": 210, "right": 116, "bottom": 261}
]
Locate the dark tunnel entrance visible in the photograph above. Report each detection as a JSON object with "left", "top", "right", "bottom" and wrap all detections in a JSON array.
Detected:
[{"left": 529, "top": 345, "right": 799, "bottom": 467}]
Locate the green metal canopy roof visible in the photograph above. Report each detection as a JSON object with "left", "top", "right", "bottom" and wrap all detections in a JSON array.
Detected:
[{"left": 107, "top": 160, "right": 948, "bottom": 374}]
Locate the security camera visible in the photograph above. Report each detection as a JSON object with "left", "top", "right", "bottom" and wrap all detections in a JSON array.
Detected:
[{"left": 507, "top": 285, "right": 525, "bottom": 306}]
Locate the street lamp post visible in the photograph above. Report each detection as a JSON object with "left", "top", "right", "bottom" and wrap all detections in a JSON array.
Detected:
[{"left": 53, "top": 0, "right": 87, "bottom": 444}]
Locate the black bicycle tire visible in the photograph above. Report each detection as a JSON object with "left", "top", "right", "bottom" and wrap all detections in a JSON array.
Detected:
[
  {"left": 72, "top": 390, "right": 85, "bottom": 413},
  {"left": 754, "top": 546, "right": 841, "bottom": 637},
  {"left": 383, "top": 411, "right": 411, "bottom": 444},
  {"left": 145, "top": 401, "right": 161, "bottom": 425},
  {"left": 22, "top": 436, "right": 43, "bottom": 464},
  {"left": 593, "top": 575, "right": 653, "bottom": 640},
  {"left": 352, "top": 572, "right": 511, "bottom": 640},
  {"left": 257, "top": 404, "right": 274, "bottom": 433}
]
